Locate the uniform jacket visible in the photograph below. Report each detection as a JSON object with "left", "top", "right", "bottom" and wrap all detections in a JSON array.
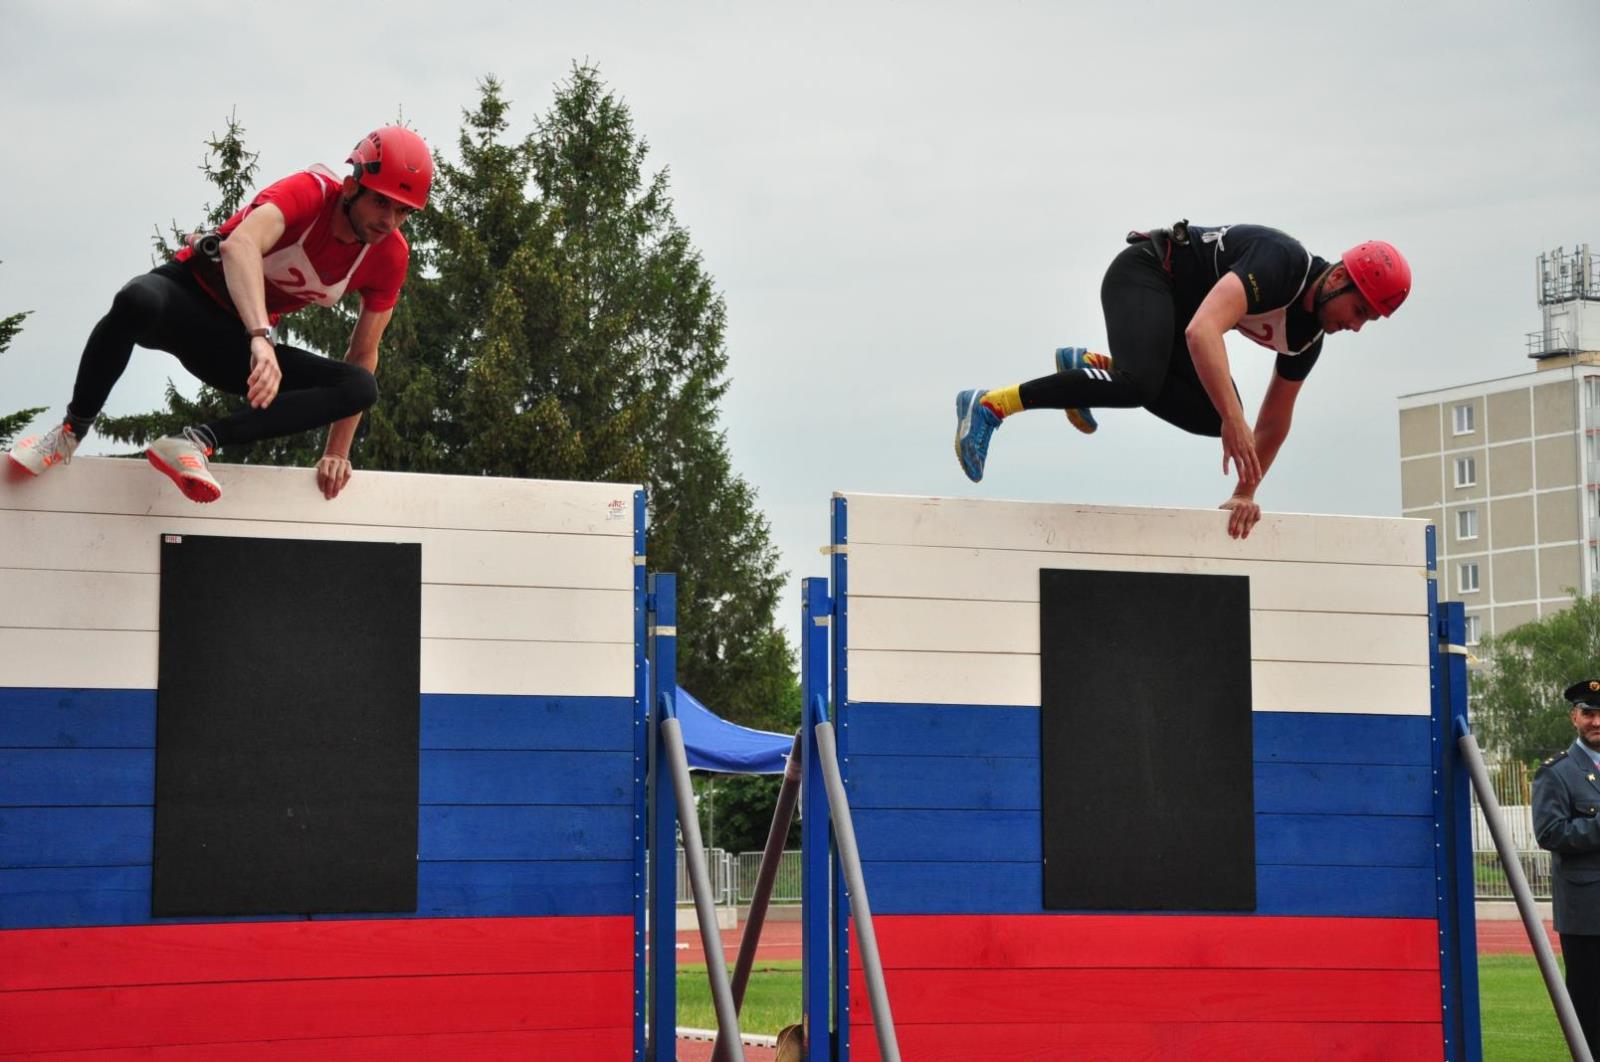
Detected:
[{"left": 1534, "top": 741, "right": 1600, "bottom": 935}]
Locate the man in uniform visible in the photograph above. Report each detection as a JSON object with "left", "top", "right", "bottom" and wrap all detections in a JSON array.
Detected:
[
  {"left": 952, "top": 221, "right": 1410, "bottom": 539},
  {"left": 7, "top": 125, "right": 431, "bottom": 503},
  {"left": 1534, "top": 678, "right": 1600, "bottom": 1056}
]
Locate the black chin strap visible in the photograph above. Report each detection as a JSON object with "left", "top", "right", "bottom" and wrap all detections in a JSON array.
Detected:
[
  {"left": 1312, "top": 264, "right": 1358, "bottom": 309},
  {"left": 340, "top": 186, "right": 369, "bottom": 245}
]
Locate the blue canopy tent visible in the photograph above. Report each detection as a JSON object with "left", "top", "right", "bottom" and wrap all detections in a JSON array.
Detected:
[{"left": 675, "top": 686, "right": 792, "bottom": 775}]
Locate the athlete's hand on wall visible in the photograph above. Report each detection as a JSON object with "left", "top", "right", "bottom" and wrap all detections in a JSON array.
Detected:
[
  {"left": 1219, "top": 494, "right": 1262, "bottom": 540},
  {"left": 247, "top": 338, "right": 282, "bottom": 408},
  {"left": 317, "top": 453, "right": 353, "bottom": 500}
]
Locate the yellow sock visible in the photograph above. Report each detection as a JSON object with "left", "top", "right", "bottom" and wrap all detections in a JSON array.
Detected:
[{"left": 982, "top": 384, "right": 1024, "bottom": 418}]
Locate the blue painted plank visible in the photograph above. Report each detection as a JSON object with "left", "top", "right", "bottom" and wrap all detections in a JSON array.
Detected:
[
  {"left": 853, "top": 809, "right": 1434, "bottom": 869},
  {"left": 420, "top": 805, "right": 635, "bottom": 861},
  {"left": 420, "top": 750, "right": 634, "bottom": 805},
  {"left": 0, "top": 807, "right": 151, "bottom": 867},
  {"left": 413, "top": 860, "right": 634, "bottom": 918},
  {"left": 0, "top": 688, "right": 155, "bottom": 748},
  {"left": 0, "top": 865, "right": 155, "bottom": 928},
  {"left": 845, "top": 753, "right": 1431, "bottom": 819},
  {"left": 420, "top": 694, "right": 635, "bottom": 751},
  {"left": 845, "top": 754, "right": 1039, "bottom": 810},
  {"left": 1256, "top": 764, "right": 1433, "bottom": 816},
  {"left": 0, "top": 688, "right": 637, "bottom": 752},
  {"left": 1255, "top": 866, "right": 1437, "bottom": 918},
  {"left": 1254, "top": 712, "right": 1431, "bottom": 765},
  {"left": 855, "top": 810, "right": 1040, "bottom": 862},
  {"left": 0, "top": 860, "right": 635, "bottom": 928},
  {"left": 845, "top": 704, "right": 1037, "bottom": 758},
  {"left": 1257, "top": 814, "right": 1434, "bottom": 868},
  {"left": 859, "top": 861, "right": 1436, "bottom": 918},
  {"left": 4, "top": 804, "right": 638, "bottom": 868},
  {"left": 0, "top": 749, "right": 154, "bottom": 806},
  {"left": 845, "top": 704, "right": 1433, "bottom": 767}
]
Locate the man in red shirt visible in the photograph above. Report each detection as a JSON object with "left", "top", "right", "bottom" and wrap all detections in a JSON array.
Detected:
[{"left": 8, "top": 126, "right": 431, "bottom": 503}]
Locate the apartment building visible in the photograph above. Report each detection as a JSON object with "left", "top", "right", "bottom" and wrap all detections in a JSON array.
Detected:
[{"left": 1398, "top": 245, "right": 1600, "bottom": 646}]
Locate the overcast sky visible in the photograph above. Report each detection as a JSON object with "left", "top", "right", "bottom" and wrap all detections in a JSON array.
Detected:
[{"left": 4, "top": 1, "right": 1599, "bottom": 643}]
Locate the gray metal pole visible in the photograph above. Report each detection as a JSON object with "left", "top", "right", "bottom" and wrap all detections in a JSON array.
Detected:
[
  {"left": 713, "top": 732, "right": 804, "bottom": 1062},
  {"left": 815, "top": 718, "right": 901, "bottom": 1062},
  {"left": 661, "top": 715, "right": 746, "bottom": 1062},
  {"left": 1458, "top": 728, "right": 1593, "bottom": 1062}
]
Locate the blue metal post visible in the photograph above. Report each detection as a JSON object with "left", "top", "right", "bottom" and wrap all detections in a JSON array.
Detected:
[
  {"left": 801, "top": 575, "right": 833, "bottom": 1062},
  {"left": 647, "top": 572, "right": 678, "bottom": 1062},
  {"left": 1427, "top": 524, "right": 1482, "bottom": 1062},
  {"left": 829, "top": 497, "right": 852, "bottom": 1061},
  {"left": 632, "top": 490, "right": 649, "bottom": 1061}
]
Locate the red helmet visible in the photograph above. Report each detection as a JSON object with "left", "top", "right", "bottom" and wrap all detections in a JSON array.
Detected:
[
  {"left": 1341, "top": 240, "right": 1411, "bottom": 317},
  {"left": 347, "top": 126, "right": 433, "bottom": 210}
]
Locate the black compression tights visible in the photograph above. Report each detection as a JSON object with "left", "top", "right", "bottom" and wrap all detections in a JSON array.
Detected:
[
  {"left": 68, "top": 261, "right": 377, "bottom": 448},
  {"left": 1015, "top": 242, "right": 1233, "bottom": 438}
]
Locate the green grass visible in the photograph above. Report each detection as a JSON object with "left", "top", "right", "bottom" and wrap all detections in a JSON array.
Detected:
[
  {"left": 1479, "top": 953, "right": 1569, "bottom": 1060},
  {"left": 680, "top": 954, "right": 1574, "bottom": 1053},
  {"left": 678, "top": 961, "right": 801, "bottom": 1036}
]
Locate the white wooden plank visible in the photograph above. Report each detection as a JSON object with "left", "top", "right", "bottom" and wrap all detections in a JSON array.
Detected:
[
  {"left": 837, "top": 492, "right": 1426, "bottom": 568},
  {"left": 845, "top": 543, "right": 1428, "bottom": 616},
  {"left": 845, "top": 648, "right": 1431, "bottom": 715},
  {"left": 0, "top": 629, "right": 634, "bottom": 697},
  {"left": 1249, "top": 611, "right": 1430, "bottom": 668},
  {"left": 0, "top": 456, "right": 640, "bottom": 537},
  {"left": 0, "top": 569, "right": 632, "bottom": 645},
  {"left": 0, "top": 510, "right": 635, "bottom": 590},
  {"left": 0, "top": 629, "right": 159, "bottom": 689},
  {"left": 420, "top": 639, "right": 634, "bottom": 697},
  {"left": 846, "top": 598, "right": 1430, "bottom": 667}
]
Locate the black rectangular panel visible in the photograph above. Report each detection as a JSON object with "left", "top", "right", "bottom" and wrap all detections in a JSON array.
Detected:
[
  {"left": 153, "top": 534, "right": 420, "bottom": 916},
  {"left": 1040, "top": 567, "right": 1254, "bottom": 911}
]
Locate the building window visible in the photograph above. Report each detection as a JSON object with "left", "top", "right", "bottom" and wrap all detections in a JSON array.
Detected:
[
  {"left": 1456, "top": 509, "right": 1478, "bottom": 541},
  {"left": 1458, "top": 562, "right": 1480, "bottom": 594},
  {"left": 1453, "top": 403, "right": 1475, "bottom": 435},
  {"left": 1464, "top": 614, "right": 1482, "bottom": 646},
  {"left": 1587, "top": 377, "right": 1600, "bottom": 408},
  {"left": 1454, "top": 457, "right": 1476, "bottom": 488}
]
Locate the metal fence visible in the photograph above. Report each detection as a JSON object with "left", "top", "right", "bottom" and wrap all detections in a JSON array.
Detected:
[
  {"left": 674, "top": 848, "right": 804, "bottom": 906},
  {"left": 1472, "top": 758, "right": 1552, "bottom": 901}
]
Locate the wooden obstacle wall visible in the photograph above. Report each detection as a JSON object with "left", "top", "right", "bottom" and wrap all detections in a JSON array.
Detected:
[
  {"left": 0, "top": 458, "right": 644, "bottom": 1059},
  {"left": 831, "top": 492, "right": 1461, "bottom": 1061}
]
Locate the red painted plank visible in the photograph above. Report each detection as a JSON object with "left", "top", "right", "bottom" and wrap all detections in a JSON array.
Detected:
[
  {"left": 1, "top": 971, "right": 632, "bottom": 1054},
  {"left": 846, "top": 968, "right": 1441, "bottom": 1025},
  {"left": 848, "top": 914, "right": 1440, "bottom": 971},
  {"left": 0, "top": 915, "right": 631, "bottom": 991},
  {"left": 847, "top": 1021, "right": 1444, "bottom": 1061},
  {"left": 0, "top": 1028, "right": 633, "bottom": 1062}
]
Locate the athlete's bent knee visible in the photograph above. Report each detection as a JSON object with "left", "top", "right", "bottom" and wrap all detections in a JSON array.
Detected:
[{"left": 343, "top": 367, "right": 379, "bottom": 413}]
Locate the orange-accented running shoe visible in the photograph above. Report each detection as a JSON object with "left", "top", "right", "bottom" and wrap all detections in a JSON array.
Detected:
[
  {"left": 146, "top": 429, "right": 221, "bottom": 503},
  {"left": 7, "top": 421, "right": 79, "bottom": 476}
]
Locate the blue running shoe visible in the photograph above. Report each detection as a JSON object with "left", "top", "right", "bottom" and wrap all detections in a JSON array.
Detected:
[
  {"left": 1055, "top": 346, "right": 1113, "bottom": 435},
  {"left": 954, "top": 388, "right": 1002, "bottom": 482}
]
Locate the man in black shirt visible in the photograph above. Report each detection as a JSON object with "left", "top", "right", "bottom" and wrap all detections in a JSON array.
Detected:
[{"left": 952, "top": 222, "right": 1411, "bottom": 538}]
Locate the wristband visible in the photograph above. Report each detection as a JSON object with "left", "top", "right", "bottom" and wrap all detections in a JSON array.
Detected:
[{"left": 247, "top": 327, "right": 272, "bottom": 340}]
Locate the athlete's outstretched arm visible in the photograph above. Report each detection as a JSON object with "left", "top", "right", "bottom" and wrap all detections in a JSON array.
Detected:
[
  {"left": 1219, "top": 372, "right": 1304, "bottom": 539},
  {"left": 317, "top": 305, "right": 393, "bottom": 500},
  {"left": 218, "top": 203, "right": 289, "bottom": 410},
  {"left": 1185, "top": 273, "right": 1260, "bottom": 486}
]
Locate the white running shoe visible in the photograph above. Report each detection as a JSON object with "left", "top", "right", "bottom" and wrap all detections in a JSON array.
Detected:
[
  {"left": 146, "top": 429, "right": 221, "bottom": 503},
  {"left": 7, "top": 421, "right": 79, "bottom": 476}
]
